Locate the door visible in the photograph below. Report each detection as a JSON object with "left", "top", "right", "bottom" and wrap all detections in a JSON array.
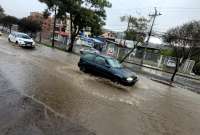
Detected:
[
  {"left": 11, "top": 33, "right": 17, "bottom": 42},
  {"left": 82, "top": 53, "right": 96, "bottom": 71},
  {"left": 9, "top": 33, "right": 15, "bottom": 42},
  {"left": 94, "top": 56, "right": 110, "bottom": 77}
]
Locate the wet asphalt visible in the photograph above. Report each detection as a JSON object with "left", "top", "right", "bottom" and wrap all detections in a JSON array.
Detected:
[{"left": 0, "top": 36, "right": 200, "bottom": 135}]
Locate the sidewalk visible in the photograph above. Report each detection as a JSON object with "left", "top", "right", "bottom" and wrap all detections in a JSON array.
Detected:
[
  {"left": 125, "top": 61, "right": 200, "bottom": 81},
  {"left": 125, "top": 62, "right": 200, "bottom": 94}
]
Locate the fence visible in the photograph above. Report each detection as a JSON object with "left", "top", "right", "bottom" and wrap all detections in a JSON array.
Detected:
[
  {"left": 100, "top": 45, "right": 195, "bottom": 75},
  {"left": 35, "top": 31, "right": 196, "bottom": 75},
  {"left": 35, "top": 32, "right": 69, "bottom": 50}
]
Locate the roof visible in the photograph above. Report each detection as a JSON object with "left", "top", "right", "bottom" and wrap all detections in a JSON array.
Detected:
[
  {"left": 55, "top": 31, "right": 69, "bottom": 37},
  {"left": 84, "top": 52, "right": 114, "bottom": 59},
  {"left": 13, "top": 32, "right": 28, "bottom": 35}
]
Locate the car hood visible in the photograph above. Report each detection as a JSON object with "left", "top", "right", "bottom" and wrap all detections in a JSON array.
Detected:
[
  {"left": 17, "top": 38, "right": 33, "bottom": 42},
  {"left": 112, "top": 68, "right": 137, "bottom": 78}
]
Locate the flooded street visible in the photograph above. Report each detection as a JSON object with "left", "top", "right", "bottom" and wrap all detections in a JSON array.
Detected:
[{"left": 0, "top": 36, "right": 200, "bottom": 135}]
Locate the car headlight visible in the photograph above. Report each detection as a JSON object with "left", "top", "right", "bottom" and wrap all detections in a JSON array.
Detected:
[{"left": 127, "top": 77, "right": 133, "bottom": 82}]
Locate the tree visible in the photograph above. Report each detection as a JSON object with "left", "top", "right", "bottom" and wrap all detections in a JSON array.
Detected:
[
  {"left": 90, "top": 14, "right": 105, "bottom": 37},
  {"left": 0, "top": 15, "right": 18, "bottom": 33},
  {"left": 39, "top": 0, "right": 111, "bottom": 52},
  {"left": 0, "top": 5, "right": 5, "bottom": 19},
  {"left": 121, "top": 16, "right": 148, "bottom": 42},
  {"left": 43, "top": 9, "right": 51, "bottom": 19},
  {"left": 18, "top": 17, "right": 42, "bottom": 37},
  {"left": 120, "top": 16, "right": 149, "bottom": 63},
  {"left": 163, "top": 21, "right": 200, "bottom": 82}
]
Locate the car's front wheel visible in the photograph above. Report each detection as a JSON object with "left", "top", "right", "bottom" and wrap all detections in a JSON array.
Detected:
[
  {"left": 113, "top": 76, "right": 121, "bottom": 84},
  {"left": 8, "top": 38, "right": 11, "bottom": 42},
  {"left": 80, "top": 66, "right": 87, "bottom": 73}
]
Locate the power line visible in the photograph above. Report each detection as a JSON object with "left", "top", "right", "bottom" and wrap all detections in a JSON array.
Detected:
[{"left": 141, "top": 7, "right": 162, "bottom": 65}]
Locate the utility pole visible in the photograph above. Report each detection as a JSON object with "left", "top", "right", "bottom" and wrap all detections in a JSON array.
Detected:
[
  {"left": 52, "top": 6, "right": 58, "bottom": 48},
  {"left": 140, "top": 7, "right": 162, "bottom": 65},
  {"left": 122, "top": 16, "right": 131, "bottom": 47}
]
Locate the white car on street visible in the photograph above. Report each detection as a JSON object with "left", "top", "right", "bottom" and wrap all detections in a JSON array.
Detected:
[{"left": 8, "top": 32, "right": 35, "bottom": 47}]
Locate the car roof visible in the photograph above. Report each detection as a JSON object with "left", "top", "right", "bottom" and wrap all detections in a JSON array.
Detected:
[
  {"left": 13, "top": 32, "right": 28, "bottom": 36},
  {"left": 85, "top": 52, "right": 114, "bottom": 59}
]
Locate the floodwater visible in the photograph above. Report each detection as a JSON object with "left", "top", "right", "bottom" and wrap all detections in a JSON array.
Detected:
[{"left": 0, "top": 36, "right": 200, "bottom": 135}]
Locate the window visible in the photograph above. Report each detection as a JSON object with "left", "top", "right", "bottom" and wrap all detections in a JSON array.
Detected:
[
  {"left": 107, "top": 58, "right": 122, "bottom": 68},
  {"left": 83, "top": 53, "right": 95, "bottom": 61},
  {"left": 17, "top": 34, "right": 31, "bottom": 39},
  {"left": 95, "top": 56, "right": 106, "bottom": 65}
]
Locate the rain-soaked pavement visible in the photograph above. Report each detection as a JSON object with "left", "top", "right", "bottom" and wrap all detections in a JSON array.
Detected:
[{"left": 0, "top": 36, "right": 200, "bottom": 135}]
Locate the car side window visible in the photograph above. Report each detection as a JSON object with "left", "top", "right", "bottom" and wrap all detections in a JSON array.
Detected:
[
  {"left": 83, "top": 53, "right": 95, "bottom": 61},
  {"left": 95, "top": 56, "right": 106, "bottom": 66}
]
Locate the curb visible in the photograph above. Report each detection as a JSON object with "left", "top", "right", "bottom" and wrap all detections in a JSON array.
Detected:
[{"left": 151, "top": 78, "right": 174, "bottom": 87}]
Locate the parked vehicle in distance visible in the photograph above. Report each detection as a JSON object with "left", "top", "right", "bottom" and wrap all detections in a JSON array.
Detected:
[
  {"left": 166, "top": 60, "right": 176, "bottom": 68},
  {"left": 8, "top": 32, "right": 35, "bottom": 48},
  {"left": 78, "top": 53, "right": 138, "bottom": 86},
  {"left": 80, "top": 47, "right": 100, "bottom": 55}
]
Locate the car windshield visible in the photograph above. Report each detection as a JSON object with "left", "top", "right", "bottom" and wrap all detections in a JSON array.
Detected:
[
  {"left": 17, "top": 34, "right": 31, "bottom": 39},
  {"left": 107, "top": 58, "right": 122, "bottom": 68}
]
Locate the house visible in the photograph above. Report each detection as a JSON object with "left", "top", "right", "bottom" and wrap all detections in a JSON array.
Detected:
[
  {"left": 53, "top": 15, "right": 71, "bottom": 44},
  {"left": 28, "top": 12, "right": 53, "bottom": 39},
  {"left": 101, "top": 31, "right": 116, "bottom": 41}
]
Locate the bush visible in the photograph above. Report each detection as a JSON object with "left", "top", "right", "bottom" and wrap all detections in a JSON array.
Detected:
[{"left": 161, "top": 49, "right": 176, "bottom": 57}]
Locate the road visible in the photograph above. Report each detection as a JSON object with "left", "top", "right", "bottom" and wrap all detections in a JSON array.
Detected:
[{"left": 0, "top": 35, "right": 200, "bottom": 135}]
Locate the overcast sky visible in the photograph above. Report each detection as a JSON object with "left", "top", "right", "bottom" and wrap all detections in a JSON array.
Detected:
[{"left": 1, "top": 0, "right": 200, "bottom": 32}]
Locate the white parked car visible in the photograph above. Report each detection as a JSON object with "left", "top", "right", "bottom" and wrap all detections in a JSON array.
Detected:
[
  {"left": 8, "top": 32, "right": 35, "bottom": 47},
  {"left": 166, "top": 60, "right": 176, "bottom": 68}
]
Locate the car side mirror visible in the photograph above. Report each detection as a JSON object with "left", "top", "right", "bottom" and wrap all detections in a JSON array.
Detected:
[{"left": 105, "top": 64, "right": 111, "bottom": 68}]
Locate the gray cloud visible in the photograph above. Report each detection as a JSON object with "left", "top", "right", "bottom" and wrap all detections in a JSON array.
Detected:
[{"left": 1, "top": 0, "right": 200, "bottom": 32}]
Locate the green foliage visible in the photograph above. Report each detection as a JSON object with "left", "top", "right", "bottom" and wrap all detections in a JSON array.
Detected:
[
  {"left": 39, "top": 0, "right": 112, "bottom": 51},
  {"left": 164, "top": 21, "right": 200, "bottom": 59},
  {"left": 0, "top": 5, "right": 4, "bottom": 19},
  {"left": 0, "top": 15, "right": 18, "bottom": 26},
  {"left": 0, "top": 15, "right": 18, "bottom": 32},
  {"left": 18, "top": 18, "right": 42, "bottom": 34},
  {"left": 164, "top": 20, "right": 200, "bottom": 80},
  {"left": 121, "top": 16, "right": 148, "bottom": 42},
  {"left": 43, "top": 9, "right": 51, "bottom": 19},
  {"left": 161, "top": 49, "right": 176, "bottom": 57}
]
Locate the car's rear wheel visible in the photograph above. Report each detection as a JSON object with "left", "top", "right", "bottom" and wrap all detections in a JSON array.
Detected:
[
  {"left": 8, "top": 38, "right": 11, "bottom": 42},
  {"left": 80, "top": 66, "right": 87, "bottom": 73}
]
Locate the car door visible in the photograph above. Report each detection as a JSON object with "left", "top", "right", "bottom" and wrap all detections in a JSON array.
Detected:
[
  {"left": 11, "top": 33, "right": 17, "bottom": 42},
  {"left": 94, "top": 56, "right": 110, "bottom": 77},
  {"left": 82, "top": 53, "right": 96, "bottom": 71},
  {"left": 9, "top": 33, "right": 14, "bottom": 42}
]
